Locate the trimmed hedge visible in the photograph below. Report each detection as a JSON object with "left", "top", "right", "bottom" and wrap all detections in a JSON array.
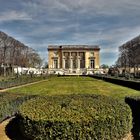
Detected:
[
  {"left": 125, "top": 96, "right": 140, "bottom": 120},
  {"left": 0, "top": 92, "right": 36, "bottom": 122},
  {"left": 0, "top": 76, "right": 46, "bottom": 90},
  {"left": 125, "top": 96, "right": 140, "bottom": 139},
  {"left": 89, "top": 75, "right": 140, "bottom": 90},
  {"left": 18, "top": 94, "right": 132, "bottom": 140}
]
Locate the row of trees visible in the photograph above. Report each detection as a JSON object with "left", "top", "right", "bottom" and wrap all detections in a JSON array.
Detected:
[
  {"left": 116, "top": 35, "right": 140, "bottom": 76},
  {"left": 0, "top": 31, "right": 42, "bottom": 76}
]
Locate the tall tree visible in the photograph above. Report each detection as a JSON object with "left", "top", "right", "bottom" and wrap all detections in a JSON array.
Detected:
[
  {"left": 0, "top": 31, "right": 42, "bottom": 76},
  {"left": 116, "top": 35, "right": 140, "bottom": 76}
]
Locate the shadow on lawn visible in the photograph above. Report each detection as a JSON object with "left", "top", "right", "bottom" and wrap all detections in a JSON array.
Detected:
[{"left": 5, "top": 117, "right": 30, "bottom": 140}]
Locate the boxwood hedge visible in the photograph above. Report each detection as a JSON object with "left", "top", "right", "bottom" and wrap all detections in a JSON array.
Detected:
[
  {"left": 125, "top": 96, "right": 140, "bottom": 139},
  {"left": 0, "top": 92, "right": 36, "bottom": 122},
  {"left": 18, "top": 94, "right": 132, "bottom": 140},
  {"left": 0, "top": 76, "right": 46, "bottom": 90},
  {"left": 89, "top": 75, "right": 140, "bottom": 90}
]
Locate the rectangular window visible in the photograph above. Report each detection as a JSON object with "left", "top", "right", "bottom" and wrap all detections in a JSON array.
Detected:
[
  {"left": 80, "top": 59, "right": 85, "bottom": 68},
  {"left": 64, "top": 52, "right": 69, "bottom": 57},
  {"left": 71, "top": 52, "right": 77, "bottom": 57},
  {"left": 54, "top": 59, "right": 58, "bottom": 68},
  {"left": 73, "top": 59, "right": 77, "bottom": 69},
  {"left": 90, "top": 60, "right": 94, "bottom": 68},
  {"left": 79, "top": 52, "right": 84, "bottom": 57},
  {"left": 65, "top": 59, "right": 69, "bottom": 69}
]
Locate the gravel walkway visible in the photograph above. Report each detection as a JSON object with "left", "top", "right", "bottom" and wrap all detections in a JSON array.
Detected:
[{"left": 0, "top": 118, "right": 13, "bottom": 140}]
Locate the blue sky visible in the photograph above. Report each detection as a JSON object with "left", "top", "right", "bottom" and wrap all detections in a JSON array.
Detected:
[{"left": 0, "top": 0, "right": 140, "bottom": 65}]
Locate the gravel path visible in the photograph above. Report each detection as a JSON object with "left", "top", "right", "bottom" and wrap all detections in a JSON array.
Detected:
[{"left": 0, "top": 118, "right": 13, "bottom": 140}]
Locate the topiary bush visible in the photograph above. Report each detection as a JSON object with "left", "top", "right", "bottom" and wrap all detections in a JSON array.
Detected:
[{"left": 18, "top": 94, "right": 132, "bottom": 140}]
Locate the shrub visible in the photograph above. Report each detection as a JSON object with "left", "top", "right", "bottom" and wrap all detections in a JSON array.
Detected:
[
  {"left": 89, "top": 75, "right": 140, "bottom": 90},
  {"left": 18, "top": 94, "right": 132, "bottom": 140},
  {"left": 0, "top": 92, "right": 36, "bottom": 122},
  {"left": 125, "top": 96, "right": 140, "bottom": 139},
  {"left": 0, "top": 76, "right": 46, "bottom": 89},
  {"left": 125, "top": 96, "right": 140, "bottom": 121}
]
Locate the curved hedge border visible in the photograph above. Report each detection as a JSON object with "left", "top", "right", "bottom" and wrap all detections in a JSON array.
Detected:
[
  {"left": 18, "top": 94, "right": 132, "bottom": 140},
  {"left": 125, "top": 96, "right": 140, "bottom": 139},
  {"left": 0, "top": 92, "right": 36, "bottom": 122}
]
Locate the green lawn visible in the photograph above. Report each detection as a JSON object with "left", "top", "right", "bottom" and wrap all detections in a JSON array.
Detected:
[{"left": 7, "top": 76, "right": 140, "bottom": 99}]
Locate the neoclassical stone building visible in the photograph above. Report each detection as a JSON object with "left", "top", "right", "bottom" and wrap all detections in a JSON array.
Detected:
[{"left": 48, "top": 45, "right": 100, "bottom": 75}]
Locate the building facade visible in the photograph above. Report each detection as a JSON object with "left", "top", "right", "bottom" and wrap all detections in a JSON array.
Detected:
[{"left": 48, "top": 45, "right": 100, "bottom": 75}]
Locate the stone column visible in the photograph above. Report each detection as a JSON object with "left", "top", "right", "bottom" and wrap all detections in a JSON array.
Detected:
[
  {"left": 77, "top": 52, "right": 80, "bottom": 69},
  {"left": 57, "top": 59, "right": 60, "bottom": 69},
  {"left": 62, "top": 52, "right": 65, "bottom": 69},
  {"left": 63, "top": 58, "right": 65, "bottom": 69},
  {"left": 53, "top": 60, "right": 54, "bottom": 69},
  {"left": 70, "top": 58, "right": 73, "bottom": 69},
  {"left": 70, "top": 52, "right": 73, "bottom": 69},
  {"left": 78, "top": 59, "right": 80, "bottom": 69}
]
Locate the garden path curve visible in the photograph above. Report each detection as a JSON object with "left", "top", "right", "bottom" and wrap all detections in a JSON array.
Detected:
[{"left": 0, "top": 118, "right": 12, "bottom": 140}]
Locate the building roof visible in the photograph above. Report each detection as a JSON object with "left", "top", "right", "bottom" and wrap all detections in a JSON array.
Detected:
[{"left": 48, "top": 45, "right": 100, "bottom": 51}]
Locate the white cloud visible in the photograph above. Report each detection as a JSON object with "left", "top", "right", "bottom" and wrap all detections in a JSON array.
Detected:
[
  {"left": 0, "top": 10, "right": 32, "bottom": 22},
  {"left": 23, "top": 0, "right": 140, "bottom": 17},
  {"left": 24, "top": 22, "right": 80, "bottom": 38},
  {"left": 1, "top": 0, "right": 140, "bottom": 65}
]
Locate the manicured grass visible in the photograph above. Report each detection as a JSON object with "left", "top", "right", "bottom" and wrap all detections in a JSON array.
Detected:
[{"left": 7, "top": 76, "right": 140, "bottom": 99}]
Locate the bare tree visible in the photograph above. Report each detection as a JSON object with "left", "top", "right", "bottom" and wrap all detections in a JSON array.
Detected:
[
  {"left": 116, "top": 35, "right": 140, "bottom": 77},
  {"left": 0, "top": 31, "right": 42, "bottom": 76}
]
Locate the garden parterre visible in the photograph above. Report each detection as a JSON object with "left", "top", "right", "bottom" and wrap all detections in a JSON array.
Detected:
[
  {"left": 8, "top": 76, "right": 140, "bottom": 99},
  {"left": 1, "top": 76, "right": 140, "bottom": 139}
]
